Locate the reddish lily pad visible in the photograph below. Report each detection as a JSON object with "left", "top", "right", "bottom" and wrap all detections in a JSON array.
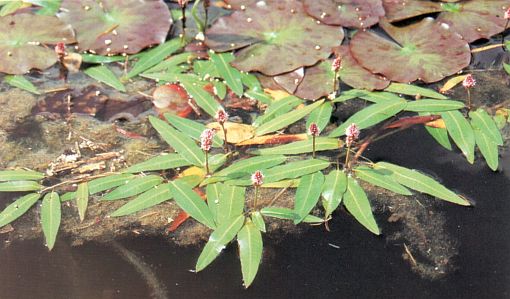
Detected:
[
  {"left": 293, "top": 61, "right": 335, "bottom": 100},
  {"left": 303, "top": 0, "right": 385, "bottom": 28},
  {"left": 0, "top": 13, "right": 75, "bottom": 74},
  {"left": 205, "top": 0, "right": 344, "bottom": 76},
  {"left": 383, "top": 0, "right": 509, "bottom": 42},
  {"left": 273, "top": 68, "right": 304, "bottom": 94},
  {"left": 224, "top": 0, "right": 258, "bottom": 10},
  {"left": 350, "top": 18, "right": 471, "bottom": 83},
  {"left": 58, "top": 0, "right": 171, "bottom": 55}
]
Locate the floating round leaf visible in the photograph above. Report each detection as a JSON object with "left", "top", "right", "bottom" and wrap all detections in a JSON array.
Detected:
[
  {"left": 224, "top": 0, "right": 258, "bottom": 10},
  {"left": 205, "top": 0, "right": 344, "bottom": 76},
  {"left": 0, "top": 14, "right": 75, "bottom": 74},
  {"left": 382, "top": 0, "right": 443, "bottom": 22},
  {"left": 58, "top": 0, "right": 171, "bottom": 55},
  {"left": 303, "top": 0, "right": 385, "bottom": 28},
  {"left": 350, "top": 18, "right": 471, "bottom": 83}
]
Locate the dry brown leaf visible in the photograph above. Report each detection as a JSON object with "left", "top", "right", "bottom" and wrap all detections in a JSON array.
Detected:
[
  {"left": 439, "top": 75, "right": 467, "bottom": 93},
  {"left": 263, "top": 88, "right": 291, "bottom": 101},
  {"left": 471, "top": 44, "right": 503, "bottom": 53},
  {"left": 236, "top": 133, "right": 308, "bottom": 146},
  {"left": 425, "top": 119, "right": 446, "bottom": 129},
  {"left": 207, "top": 122, "right": 254, "bottom": 143}
]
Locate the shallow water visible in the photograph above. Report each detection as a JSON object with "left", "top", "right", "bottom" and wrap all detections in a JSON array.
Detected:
[{"left": 1, "top": 126, "right": 508, "bottom": 299}]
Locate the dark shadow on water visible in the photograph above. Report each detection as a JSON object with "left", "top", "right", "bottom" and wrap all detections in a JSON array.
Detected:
[{"left": 0, "top": 127, "right": 508, "bottom": 299}]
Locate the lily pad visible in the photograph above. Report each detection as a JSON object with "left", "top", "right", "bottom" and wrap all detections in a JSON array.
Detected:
[
  {"left": 205, "top": 0, "right": 344, "bottom": 76},
  {"left": 349, "top": 18, "right": 470, "bottom": 83},
  {"left": 383, "top": 0, "right": 509, "bottom": 42},
  {"left": 58, "top": 0, "right": 171, "bottom": 55},
  {"left": 303, "top": 0, "right": 385, "bottom": 28},
  {"left": 224, "top": 0, "right": 258, "bottom": 10},
  {"left": 0, "top": 13, "right": 75, "bottom": 74}
]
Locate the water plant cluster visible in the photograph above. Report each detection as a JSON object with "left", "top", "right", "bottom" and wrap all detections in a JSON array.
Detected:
[{"left": 0, "top": 0, "right": 509, "bottom": 288}]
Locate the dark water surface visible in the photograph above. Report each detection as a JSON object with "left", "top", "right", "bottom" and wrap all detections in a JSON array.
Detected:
[{"left": 0, "top": 126, "right": 509, "bottom": 299}]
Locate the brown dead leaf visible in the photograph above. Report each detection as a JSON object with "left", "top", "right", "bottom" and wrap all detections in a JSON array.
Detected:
[
  {"left": 207, "top": 122, "right": 254, "bottom": 143},
  {"left": 263, "top": 88, "right": 290, "bottom": 101},
  {"left": 63, "top": 53, "right": 82, "bottom": 73},
  {"left": 236, "top": 133, "right": 307, "bottom": 146},
  {"left": 425, "top": 119, "right": 446, "bottom": 129}
]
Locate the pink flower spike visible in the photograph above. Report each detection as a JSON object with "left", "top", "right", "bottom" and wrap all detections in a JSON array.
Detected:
[
  {"left": 177, "top": 0, "right": 188, "bottom": 7},
  {"left": 462, "top": 74, "right": 476, "bottom": 89},
  {"left": 345, "top": 123, "right": 360, "bottom": 146},
  {"left": 331, "top": 56, "right": 342, "bottom": 72},
  {"left": 54, "top": 42, "right": 66, "bottom": 57},
  {"left": 308, "top": 123, "right": 320, "bottom": 137},
  {"left": 251, "top": 170, "right": 264, "bottom": 186},
  {"left": 200, "top": 128, "right": 215, "bottom": 152},
  {"left": 505, "top": 7, "right": 510, "bottom": 19},
  {"left": 215, "top": 108, "right": 229, "bottom": 124}
]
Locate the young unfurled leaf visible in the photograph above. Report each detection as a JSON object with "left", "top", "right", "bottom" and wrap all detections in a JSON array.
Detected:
[
  {"left": 149, "top": 116, "right": 205, "bottom": 166},
  {"left": 4, "top": 75, "right": 40, "bottom": 95},
  {"left": 328, "top": 99, "right": 407, "bottom": 137},
  {"left": 84, "top": 65, "right": 126, "bottom": 92},
  {"left": 196, "top": 215, "right": 245, "bottom": 271},
  {"left": 110, "top": 183, "right": 173, "bottom": 217},
  {"left": 0, "top": 181, "right": 42, "bottom": 192},
  {"left": 260, "top": 207, "right": 323, "bottom": 223},
  {"left": 0, "top": 193, "right": 40, "bottom": 228},
  {"left": 41, "top": 192, "right": 61, "bottom": 251},
  {"left": 165, "top": 114, "right": 223, "bottom": 147},
  {"left": 252, "top": 96, "right": 302, "bottom": 127},
  {"left": 210, "top": 52, "right": 244, "bottom": 96},
  {"left": 126, "top": 38, "right": 183, "bottom": 78},
  {"left": 405, "top": 99, "right": 464, "bottom": 112},
  {"left": 201, "top": 155, "right": 287, "bottom": 186},
  {"left": 250, "top": 211, "right": 266, "bottom": 233},
  {"left": 306, "top": 102, "right": 333, "bottom": 132},
  {"left": 169, "top": 179, "right": 216, "bottom": 229},
  {"left": 76, "top": 182, "right": 88, "bottom": 222},
  {"left": 217, "top": 185, "right": 246, "bottom": 225},
  {"left": 250, "top": 137, "right": 340, "bottom": 155},
  {"left": 354, "top": 165, "right": 412, "bottom": 195},
  {"left": 321, "top": 170, "right": 347, "bottom": 219},
  {"left": 124, "top": 154, "right": 191, "bottom": 173},
  {"left": 238, "top": 220, "right": 263, "bottom": 288},
  {"left": 294, "top": 172, "right": 324, "bottom": 224},
  {"left": 0, "top": 169, "right": 44, "bottom": 181},
  {"left": 255, "top": 100, "right": 325, "bottom": 136},
  {"left": 343, "top": 177, "right": 380, "bottom": 235},
  {"left": 469, "top": 109, "right": 503, "bottom": 146},
  {"left": 473, "top": 128, "right": 499, "bottom": 171},
  {"left": 102, "top": 175, "right": 163, "bottom": 201},
  {"left": 376, "top": 162, "right": 470, "bottom": 206},
  {"left": 439, "top": 75, "right": 468, "bottom": 93},
  {"left": 385, "top": 83, "right": 447, "bottom": 100},
  {"left": 441, "top": 110, "right": 475, "bottom": 163}
]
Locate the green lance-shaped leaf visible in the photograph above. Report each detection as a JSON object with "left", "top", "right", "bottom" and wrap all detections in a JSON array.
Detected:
[
  {"left": 404, "top": 99, "right": 465, "bottom": 112},
  {"left": 294, "top": 172, "right": 324, "bottom": 224},
  {"left": 252, "top": 96, "right": 302, "bottom": 127},
  {"left": 149, "top": 116, "right": 205, "bottom": 166},
  {"left": 84, "top": 65, "right": 126, "bottom": 92},
  {"left": 217, "top": 185, "right": 246, "bottom": 225},
  {"left": 212, "top": 80, "right": 227, "bottom": 100},
  {"left": 124, "top": 154, "right": 191, "bottom": 173},
  {"left": 321, "top": 170, "right": 347, "bottom": 219},
  {"left": 0, "top": 1, "right": 23, "bottom": 17},
  {"left": 175, "top": 74, "right": 221, "bottom": 117},
  {"left": 245, "top": 88, "right": 273, "bottom": 105},
  {"left": 250, "top": 137, "right": 340, "bottom": 155},
  {"left": 201, "top": 155, "right": 287, "bottom": 186},
  {"left": 144, "top": 52, "right": 196, "bottom": 74},
  {"left": 110, "top": 183, "right": 173, "bottom": 217},
  {"left": 332, "top": 89, "right": 368, "bottom": 103},
  {"left": 60, "top": 173, "right": 136, "bottom": 201},
  {"left": 469, "top": 109, "right": 503, "bottom": 146},
  {"left": 358, "top": 91, "right": 405, "bottom": 104},
  {"left": 240, "top": 72, "right": 261, "bottom": 90},
  {"left": 328, "top": 100, "right": 407, "bottom": 137},
  {"left": 41, "top": 192, "right": 61, "bottom": 251},
  {"left": 210, "top": 52, "right": 244, "bottom": 96},
  {"left": 34, "top": 0, "right": 62, "bottom": 15},
  {"left": 306, "top": 102, "right": 333, "bottom": 132},
  {"left": 260, "top": 207, "right": 323, "bottom": 224},
  {"left": 255, "top": 100, "right": 325, "bottom": 136},
  {"left": 169, "top": 180, "right": 216, "bottom": 229},
  {"left": 4, "top": 75, "right": 40, "bottom": 95},
  {"left": 76, "top": 182, "right": 88, "bottom": 222},
  {"left": 140, "top": 71, "right": 181, "bottom": 82},
  {"left": 193, "top": 60, "right": 220, "bottom": 79},
  {"left": 376, "top": 162, "right": 470, "bottom": 206},
  {"left": 343, "top": 177, "right": 380, "bottom": 235},
  {"left": 0, "top": 169, "right": 45, "bottom": 181},
  {"left": 165, "top": 113, "right": 223, "bottom": 148},
  {"left": 126, "top": 38, "right": 183, "bottom": 78},
  {"left": 227, "top": 159, "right": 330, "bottom": 186},
  {"left": 102, "top": 175, "right": 163, "bottom": 201},
  {"left": 238, "top": 220, "right": 263, "bottom": 288},
  {"left": 420, "top": 112, "right": 452, "bottom": 150},
  {"left": 354, "top": 165, "right": 412, "bottom": 195},
  {"left": 250, "top": 211, "right": 266, "bottom": 233},
  {"left": 81, "top": 53, "right": 141, "bottom": 64},
  {"left": 206, "top": 183, "right": 222, "bottom": 223},
  {"left": 473, "top": 128, "right": 499, "bottom": 171},
  {"left": 0, "top": 181, "right": 42, "bottom": 192},
  {"left": 441, "top": 110, "right": 475, "bottom": 163},
  {"left": 0, "top": 193, "right": 40, "bottom": 228},
  {"left": 196, "top": 215, "right": 245, "bottom": 271},
  {"left": 385, "top": 83, "right": 448, "bottom": 100}
]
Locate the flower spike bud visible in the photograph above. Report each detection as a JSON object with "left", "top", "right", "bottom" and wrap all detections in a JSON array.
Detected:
[
  {"left": 54, "top": 42, "right": 66, "bottom": 57},
  {"left": 251, "top": 170, "right": 264, "bottom": 186},
  {"left": 215, "top": 108, "right": 229, "bottom": 124},
  {"left": 462, "top": 74, "right": 476, "bottom": 89},
  {"left": 308, "top": 123, "right": 320, "bottom": 137},
  {"left": 200, "top": 128, "right": 215, "bottom": 152},
  {"left": 345, "top": 123, "right": 360, "bottom": 146},
  {"left": 331, "top": 56, "right": 342, "bottom": 72},
  {"left": 505, "top": 7, "right": 510, "bottom": 19},
  {"left": 177, "top": 0, "right": 188, "bottom": 7}
]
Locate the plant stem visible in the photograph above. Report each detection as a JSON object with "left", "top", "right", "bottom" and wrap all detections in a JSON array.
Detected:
[
  {"left": 204, "top": 0, "right": 209, "bottom": 31},
  {"left": 333, "top": 70, "right": 338, "bottom": 94},
  {"left": 253, "top": 186, "right": 259, "bottom": 210},
  {"left": 221, "top": 123, "right": 228, "bottom": 153},
  {"left": 205, "top": 150, "right": 210, "bottom": 175},
  {"left": 344, "top": 144, "right": 351, "bottom": 170},
  {"left": 312, "top": 135, "right": 316, "bottom": 158},
  {"left": 466, "top": 88, "right": 472, "bottom": 110},
  {"left": 181, "top": 5, "right": 186, "bottom": 42},
  {"left": 502, "top": 19, "right": 509, "bottom": 48}
]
